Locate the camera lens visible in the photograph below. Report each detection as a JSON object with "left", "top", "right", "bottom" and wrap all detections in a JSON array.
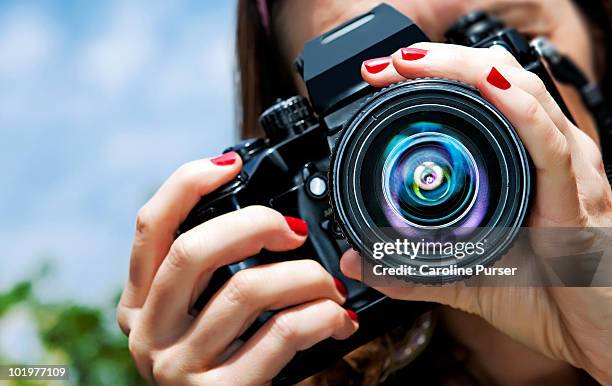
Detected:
[
  {"left": 330, "top": 79, "right": 532, "bottom": 282},
  {"left": 382, "top": 130, "right": 483, "bottom": 228}
]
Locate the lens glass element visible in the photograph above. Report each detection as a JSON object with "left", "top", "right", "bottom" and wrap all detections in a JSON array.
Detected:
[{"left": 382, "top": 128, "right": 480, "bottom": 228}]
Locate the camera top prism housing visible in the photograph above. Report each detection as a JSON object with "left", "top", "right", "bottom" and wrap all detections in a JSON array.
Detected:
[{"left": 179, "top": 4, "right": 569, "bottom": 385}]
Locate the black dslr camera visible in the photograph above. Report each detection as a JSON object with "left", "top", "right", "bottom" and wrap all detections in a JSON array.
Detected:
[{"left": 180, "top": 4, "right": 569, "bottom": 384}]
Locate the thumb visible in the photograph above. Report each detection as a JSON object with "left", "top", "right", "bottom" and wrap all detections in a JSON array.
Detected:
[{"left": 340, "top": 249, "right": 479, "bottom": 313}]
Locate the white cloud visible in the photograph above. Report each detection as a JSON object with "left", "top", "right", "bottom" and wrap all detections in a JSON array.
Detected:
[
  {"left": 148, "top": 12, "right": 236, "bottom": 108},
  {"left": 196, "top": 20, "right": 236, "bottom": 95},
  {"left": 80, "top": 2, "right": 156, "bottom": 94},
  {"left": 0, "top": 6, "right": 59, "bottom": 78}
]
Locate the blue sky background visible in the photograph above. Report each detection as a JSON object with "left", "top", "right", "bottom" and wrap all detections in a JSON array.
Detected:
[{"left": 0, "top": 1, "right": 238, "bottom": 305}]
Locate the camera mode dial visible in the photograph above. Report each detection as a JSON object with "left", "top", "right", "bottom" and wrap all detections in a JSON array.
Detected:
[{"left": 259, "top": 96, "right": 316, "bottom": 143}]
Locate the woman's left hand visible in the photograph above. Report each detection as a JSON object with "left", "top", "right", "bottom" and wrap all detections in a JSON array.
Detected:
[{"left": 341, "top": 43, "right": 612, "bottom": 384}]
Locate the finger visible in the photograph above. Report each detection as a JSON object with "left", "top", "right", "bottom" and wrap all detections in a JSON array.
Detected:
[
  {"left": 340, "top": 249, "right": 474, "bottom": 312},
  {"left": 493, "top": 64, "right": 570, "bottom": 134},
  {"left": 339, "top": 248, "right": 362, "bottom": 280},
  {"left": 495, "top": 68, "right": 604, "bottom": 199},
  {"left": 137, "top": 206, "right": 308, "bottom": 346},
  {"left": 361, "top": 56, "right": 406, "bottom": 87},
  {"left": 197, "top": 299, "right": 358, "bottom": 385},
  {"left": 178, "top": 260, "right": 347, "bottom": 367},
  {"left": 119, "top": 153, "right": 242, "bottom": 325},
  {"left": 478, "top": 66, "right": 582, "bottom": 223},
  {"left": 387, "top": 42, "right": 522, "bottom": 85}
]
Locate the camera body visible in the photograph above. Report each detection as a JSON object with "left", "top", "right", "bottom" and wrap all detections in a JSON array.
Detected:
[{"left": 179, "top": 5, "right": 568, "bottom": 384}]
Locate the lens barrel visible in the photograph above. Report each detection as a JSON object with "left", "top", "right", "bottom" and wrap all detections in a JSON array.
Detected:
[{"left": 330, "top": 79, "right": 532, "bottom": 283}]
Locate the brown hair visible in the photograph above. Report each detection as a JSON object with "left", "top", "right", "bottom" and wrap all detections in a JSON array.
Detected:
[{"left": 236, "top": 0, "right": 296, "bottom": 138}]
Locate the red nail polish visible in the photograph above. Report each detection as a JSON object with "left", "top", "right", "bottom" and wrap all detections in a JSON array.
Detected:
[
  {"left": 401, "top": 47, "right": 428, "bottom": 61},
  {"left": 211, "top": 151, "right": 238, "bottom": 166},
  {"left": 284, "top": 216, "right": 308, "bottom": 236},
  {"left": 334, "top": 277, "right": 348, "bottom": 297},
  {"left": 486, "top": 67, "right": 511, "bottom": 90},
  {"left": 364, "top": 57, "right": 391, "bottom": 74},
  {"left": 346, "top": 309, "right": 359, "bottom": 323}
]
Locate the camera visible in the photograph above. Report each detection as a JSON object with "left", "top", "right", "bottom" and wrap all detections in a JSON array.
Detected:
[{"left": 179, "top": 4, "right": 569, "bottom": 384}]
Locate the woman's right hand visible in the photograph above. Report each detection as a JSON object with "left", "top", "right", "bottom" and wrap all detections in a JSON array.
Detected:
[{"left": 116, "top": 152, "right": 358, "bottom": 385}]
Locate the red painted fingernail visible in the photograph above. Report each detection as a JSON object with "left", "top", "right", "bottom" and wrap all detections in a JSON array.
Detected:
[
  {"left": 284, "top": 216, "right": 308, "bottom": 236},
  {"left": 401, "top": 47, "right": 428, "bottom": 61},
  {"left": 211, "top": 151, "right": 238, "bottom": 166},
  {"left": 363, "top": 57, "right": 391, "bottom": 74},
  {"left": 334, "top": 277, "right": 348, "bottom": 297},
  {"left": 346, "top": 309, "right": 359, "bottom": 323},
  {"left": 486, "top": 67, "right": 511, "bottom": 90}
]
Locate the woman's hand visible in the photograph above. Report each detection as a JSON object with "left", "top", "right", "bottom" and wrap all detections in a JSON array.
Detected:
[
  {"left": 345, "top": 43, "right": 612, "bottom": 383},
  {"left": 382, "top": 0, "right": 600, "bottom": 140},
  {"left": 117, "top": 152, "right": 358, "bottom": 385}
]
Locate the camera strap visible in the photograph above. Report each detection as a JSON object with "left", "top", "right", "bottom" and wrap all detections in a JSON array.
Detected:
[{"left": 532, "top": 37, "right": 612, "bottom": 185}]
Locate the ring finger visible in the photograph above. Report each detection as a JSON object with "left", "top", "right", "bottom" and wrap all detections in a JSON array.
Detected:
[
  {"left": 196, "top": 299, "right": 358, "bottom": 385},
  {"left": 178, "top": 259, "right": 348, "bottom": 368}
]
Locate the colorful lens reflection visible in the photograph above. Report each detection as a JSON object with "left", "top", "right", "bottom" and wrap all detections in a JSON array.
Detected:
[{"left": 382, "top": 128, "right": 485, "bottom": 228}]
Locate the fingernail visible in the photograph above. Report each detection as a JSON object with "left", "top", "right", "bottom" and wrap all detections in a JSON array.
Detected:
[
  {"left": 363, "top": 57, "right": 391, "bottom": 74},
  {"left": 486, "top": 67, "right": 511, "bottom": 90},
  {"left": 284, "top": 216, "right": 308, "bottom": 236},
  {"left": 401, "top": 47, "right": 428, "bottom": 61},
  {"left": 211, "top": 151, "right": 238, "bottom": 166},
  {"left": 334, "top": 277, "right": 348, "bottom": 297},
  {"left": 346, "top": 309, "right": 359, "bottom": 323}
]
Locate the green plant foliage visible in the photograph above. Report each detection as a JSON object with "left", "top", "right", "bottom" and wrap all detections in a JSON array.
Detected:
[{"left": 0, "top": 278, "right": 146, "bottom": 386}]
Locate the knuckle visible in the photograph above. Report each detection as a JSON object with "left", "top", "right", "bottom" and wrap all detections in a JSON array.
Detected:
[
  {"left": 540, "top": 124, "right": 558, "bottom": 147},
  {"left": 523, "top": 95, "right": 541, "bottom": 122},
  {"left": 539, "top": 128, "right": 570, "bottom": 169},
  {"left": 270, "top": 312, "right": 298, "bottom": 344},
  {"left": 489, "top": 46, "right": 519, "bottom": 66},
  {"left": 175, "top": 160, "right": 208, "bottom": 193},
  {"left": 152, "top": 351, "right": 183, "bottom": 384},
  {"left": 526, "top": 72, "right": 549, "bottom": 102},
  {"left": 316, "top": 300, "right": 345, "bottom": 336},
  {"left": 167, "top": 233, "right": 199, "bottom": 271},
  {"left": 223, "top": 270, "right": 257, "bottom": 306},
  {"left": 116, "top": 307, "right": 131, "bottom": 336},
  {"left": 334, "top": 312, "right": 348, "bottom": 333},
  {"left": 319, "top": 298, "right": 340, "bottom": 311},
  {"left": 127, "top": 332, "right": 157, "bottom": 384},
  {"left": 241, "top": 205, "right": 284, "bottom": 231},
  {"left": 135, "top": 205, "right": 153, "bottom": 236},
  {"left": 302, "top": 258, "right": 325, "bottom": 274},
  {"left": 127, "top": 335, "right": 139, "bottom": 356},
  {"left": 552, "top": 139, "right": 572, "bottom": 165},
  {"left": 199, "top": 370, "right": 234, "bottom": 386},
  {"left": 304, "top": 260, "right": 332, "bottom": 285},
  {"left": 128, "top": 333, "right": 148, "bottom": 362},
  {"left": 151, "top": 355, "right": 170, "bottom": 384},
  {"left": 175, "top": 160, "right": 199, "bottom": 181},
  {"left": 327, "top": 301, "right": 346, "bottom": 326}
]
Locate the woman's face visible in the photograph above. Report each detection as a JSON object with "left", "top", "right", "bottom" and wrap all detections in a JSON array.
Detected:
[{"left": 274, "top": 0, "right": 599, "bottom": 139}]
